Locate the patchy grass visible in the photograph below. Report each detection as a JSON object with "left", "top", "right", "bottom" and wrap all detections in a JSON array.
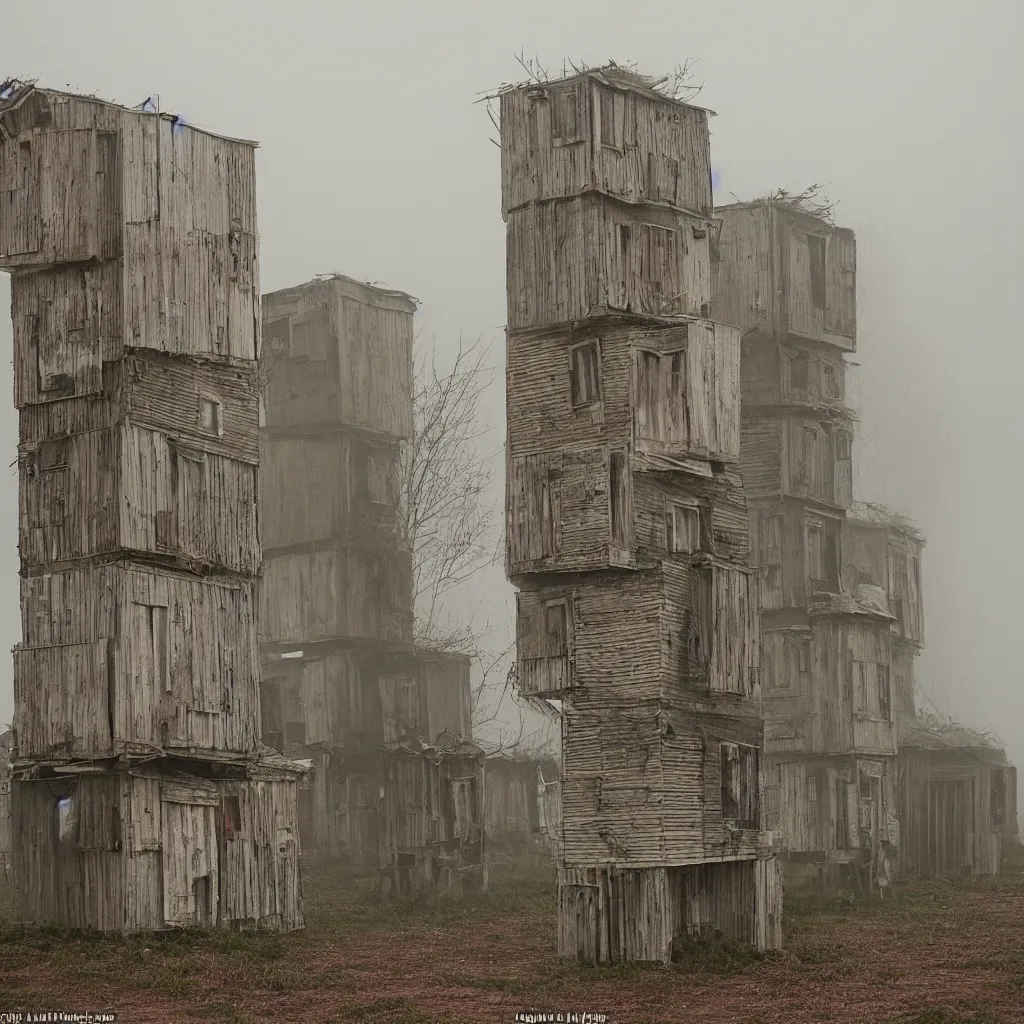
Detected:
[{"left": 0, "top": 855, "right": 1023, "bottom": 1023}]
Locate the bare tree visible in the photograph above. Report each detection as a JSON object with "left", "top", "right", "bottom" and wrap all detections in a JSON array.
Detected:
[
  {"left": 401, "top": 333, "right": 501, "bottom": 653},
  {"left": 402, "top": 333, "right": 561, "bottom": 752}
]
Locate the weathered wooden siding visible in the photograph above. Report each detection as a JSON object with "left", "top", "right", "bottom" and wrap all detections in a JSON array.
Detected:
[
  {"left": 711, "top": 204, "right": 774, "bottom": 338},
  {"left": 379, "top": 751, "right": 485, "bottom": 895},
  {"left": 557, "top": 858, "right": 781, "bottom": 963},
  {"left": 845, "top": 516, "right": 925, "bottom": 647},
  {"left": 262, "top": 275, "right": 414, "bottom": 439},
  {"left": 18, "top": 425, "right": 258, "bottom": 576},
  {"left": 16, "top": 564, "right": 260, "bottom": 760},
  {"left": 12, "top": 773, "right": 127, "bottom": 930},
  {"left": 764, "top": 755, "right": 898, "bottom": 862},
  {"left": 260, "top": 433, "right": 400, "bottom": 551},
  {"left": 484, "top": 759, "right": 537, "bottom": 835},
  {"left": 507, "top": 320, "right": 741, "bottom": 473},
  {"left": 809, "top": 620, "right": 895, "bottom": 756},
  {"left": 260, "top": 546, "right": 413, "bottom": 646},
  {"left": 260, "top": 648, "right": 469, "bottom": 756},
  {"left": 749, "top": 498, "right": 845, "bottom": 611},
  {"left": 500, "top": 73, "right": 713, "bottom": 217},
  {"left": 12, "top": 771, "right": 302, "bottom": 932},
  {"left": 218, "top": 776, "right": 305, "bottom": 931},
  {"left": 507, "top": 196, "right": 713, "bottom": 330},
  {"left": 739, "top": 338, "right": 847, "bottom": 413},
  {"left": 0, "top": 89, "right": 259, "bottom": 359},
  {"left": 713, "top": 203, "right": 856, "bottom": 351},
  {"left": 560, "top": 705, "right": 763, "bottom": 868}
]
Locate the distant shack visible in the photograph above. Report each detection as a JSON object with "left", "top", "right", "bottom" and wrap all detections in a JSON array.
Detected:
[
  {"left": 898, "top": 717, "right": 1018, "bottom": 879},
  {"left": 483, "top": 749, "right": 560, "bottom": 848}
]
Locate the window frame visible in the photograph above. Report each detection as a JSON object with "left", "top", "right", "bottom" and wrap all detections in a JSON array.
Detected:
[{"left": 569, "top": 339, "right": 602, "bottom": 409}]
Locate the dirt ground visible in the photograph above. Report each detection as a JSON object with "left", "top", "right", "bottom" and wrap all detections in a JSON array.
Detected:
[{"left": 1, "top": 849, "right": 1023, "bottom": 1024}]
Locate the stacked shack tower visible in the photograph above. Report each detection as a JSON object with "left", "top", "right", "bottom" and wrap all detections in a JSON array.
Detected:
[
  {"left": 258, "top": 275, "right": 485, "bottom": 893},
  {"left": 714, "top": 199, "right": 909, "bottom": 885},
  {"left": 500, "top": 67, "right": 782, "bottom": 963},
  {"left": 0, "top": 83, "right": 304, "bottom": 931}
]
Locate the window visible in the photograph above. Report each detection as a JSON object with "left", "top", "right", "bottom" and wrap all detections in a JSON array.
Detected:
[
  {"left": 798, "top": 643, "right": 810, "bottom": 674},
  {"left": 991, "top": 769, "right": 1007, "bottom": 828},
  {"left": 691, "top": 568, "right": 713, "bottom": 668},
  {"left": 835, "top": 430, "right": 852, "bottom": 461},
  {"left": 821, "top": 363, "right": 839, "bottom": 399},
  {"left": 721, "top": 742, "right": 759, "bottom": 829},
  {"left": 878, "top": 666, "right": 891, "bottom": 721},
  {"left": 198, "top": 396, "right": 223, "bottom": 437},
  {"left": 598, "top": 87, "right": 624, "bottom": 149},
  {"left": 224, "top": 796, "right": 242, "bottom": 840},
  {"left": 669, "top": 502, "right": 700, "bottom": 554},
  {"left": 544, "top": 600, "right": 570, "bottom": 657},
  {"left": 666, "top": 159, "right": 680, "bottom": 204},
  {"left": 526, "top": 97, "right": 540, "bottom": 157},
  {"left": 853, "top": 661, "right": 891, "bottom": 721},
  {"left": 550, "top": 85, "right": 581, "bottom": 143},
  {"left": 646, "top": 152, "right": 659, "bottom": 200},
  {"left": 569, "top": 341, "right": 601, "bottom": 407},
  {"left": 807, "top": 774, "right": 817, "bottom": 803},
  {"left": 835, "top": 778, "right": 850, "bottom": 849},
  {"left": 609, "top": 450, "right": 629, "bottom": 549},
  {"left": 57, "top": 795, "right": 75, "bottom": 843},
  {"left": 808, "top": 234, "right": 827, "bottom": 311},
  {"left": 805, "top": 520, "right": 824, "bottom": 581},
  {"left": 639, "top": 225, "right": 677, "bottom": 302},
  {"left": 762, "top": 513, "right": 782, "bottom": 567},
  {"left": 289, "top": 319, "right": 327, "bottom": 361},
  {"left": 264, "top": 317, "right": 290, "bottom": 354},
  {"left": 800, "top": 425, "right": 818, "bottom": 487},
  {"left": 667, "top": 351, "right": 686, "bottom": 437},
  {"left": 635, "top": 348, "right": 687, "bottom": 443},
  {"left": 791, "top": 355, "right": 810, "bottom": 392}
]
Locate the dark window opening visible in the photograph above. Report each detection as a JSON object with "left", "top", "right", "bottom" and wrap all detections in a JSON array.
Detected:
[
  {"left": 544, "top": 600, "right": 570, "bottom": 657},
  {"left": 834, "top": 778, "right": 850, "bottom": 849},
  {"left": 609, "top": 450, "right": 628, "bottom": 549},
  {"left": 791, "top": 355, "right": 810, "bottom": 392},
  {"left": 992, "top": 769, "right": 1007, "bottom": 828},
  {"left": 225, "top": 795, "right": 242, "bottom": 840},
  {"left": 821, "top": 362, "right": 840, "bottom": 399},
  {"left": 551, "top": 87, "right": 579, "bottom": 141},
  {"left": 808, "top": 234, "right": 827, "bottom": 311},
  {"left": 806, "top": 521, "right": 824, "bottom": 581},
  {"left": 836, "top": 430, "right": 852, "bottom": 461},
  {"left": 570, "top": 341, "right": 601, "bottom": 406},
  {"left": 721, "top": 742, "right": 759, "bottom": 829}
]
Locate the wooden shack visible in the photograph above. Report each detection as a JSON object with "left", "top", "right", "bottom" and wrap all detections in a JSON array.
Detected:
[
  {"left": 1, "top": 80, "right": 302, "bottom": 932},
  {"left": 897, "top": 718, "right": 1018, "bottom": 879},
  {"left": 713, "top": 200, "right": 856, "bottom": 353},
  {"left": 258, "top": 271, "right": 485, "bottom": 891},
  {"left": 10, "top": 757, "right": 307, "bottom": 932},
  {"left": 261, "top": 275, "right": 414, "bottom": 439},
  {"left": 483, "top": 750, "right": 560, "bottom": 842},
  {"left": 501, "top": 66, "right": 781, "bottom": 963}
]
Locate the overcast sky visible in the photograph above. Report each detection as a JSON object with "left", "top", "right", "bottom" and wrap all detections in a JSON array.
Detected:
[{"left": 1, "top": 1, "right": 1020, "bottom": 767}]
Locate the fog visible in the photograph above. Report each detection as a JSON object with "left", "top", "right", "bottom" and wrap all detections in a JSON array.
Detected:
[{"left": 1, "top": 1, "right": 1021, "bottom": 768}]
